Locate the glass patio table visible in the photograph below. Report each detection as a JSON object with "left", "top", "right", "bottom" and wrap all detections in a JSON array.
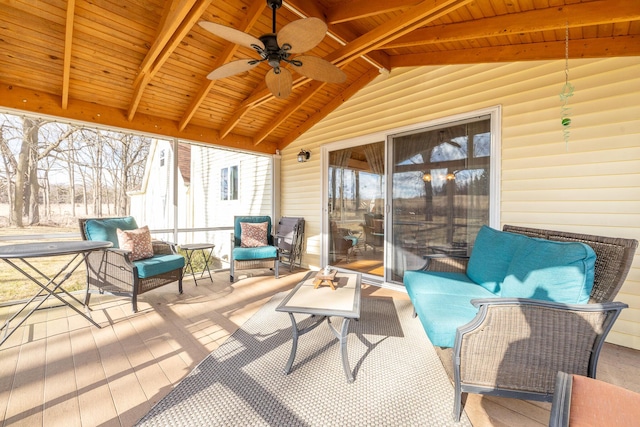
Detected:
[
  {"left": 0, "top": 240, "right": 112, "bottom": 346},
  {"left": 276, "top": 270, "right": 361, "bottom": 382}
]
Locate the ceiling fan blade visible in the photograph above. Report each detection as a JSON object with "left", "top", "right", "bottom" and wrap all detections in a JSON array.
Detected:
[
  {"left": 207, "top": 60, "right": 259, "bottom": 80},
  {"left": 277, "top": 17, "right": 327, "bottom": 54},
  {"left": 198, "top": 21, "right": 263, "bottom": 50},
  {"left": 265, "top": 68, "right": 293, "bottom": 99},
  {"left": 292, "top": 55, "right": 346, "bottom": 84}
]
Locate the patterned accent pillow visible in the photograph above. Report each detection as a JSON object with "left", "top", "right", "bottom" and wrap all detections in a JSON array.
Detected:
[
  {"left": 116, "top": 226, "right": 154, "bottom": 261},
  {"left": 240, "top": 222, "right": 268, "bottom": 248}
]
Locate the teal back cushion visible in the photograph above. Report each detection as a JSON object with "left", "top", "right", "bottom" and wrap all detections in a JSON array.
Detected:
[
  {"left": 501, "top": 238, "right": 596, "bottom": 303},
  {"left": 467, "top": 226, "right": 529, "bottom": 293},
  {"left": 84, "top": 217, "right": 138, "bottom": 248}
]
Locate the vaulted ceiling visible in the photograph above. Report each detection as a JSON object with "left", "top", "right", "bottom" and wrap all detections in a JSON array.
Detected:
[{"left": 1, "top": 0, "right": 638, "bottom": 154}]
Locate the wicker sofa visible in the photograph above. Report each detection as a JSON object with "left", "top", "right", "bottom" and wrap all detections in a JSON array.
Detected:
[
  {"left": 79, "top": 217, "right": 184, "bottom": 312},
  {"left": 404, "top": 224, "right": 637, "bottom": 421}
]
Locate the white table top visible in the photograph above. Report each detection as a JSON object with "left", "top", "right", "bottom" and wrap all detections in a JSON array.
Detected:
[
  {"left": 0, "top": 240, "right": 112, "bottom": 259},
  {"left": 276, "top": 270, "right": 361, "bottom": 319}
]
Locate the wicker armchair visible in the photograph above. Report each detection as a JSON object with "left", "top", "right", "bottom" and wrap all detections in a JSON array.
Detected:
[
  {"left": 230, "top": 216, "right": 279, "bottom": 282},
  {"left": 419, "top": 225, "right": 637, "bottom": 421},
  {"left": 79, "top": 217, "right": 184, "bottom": 312}
]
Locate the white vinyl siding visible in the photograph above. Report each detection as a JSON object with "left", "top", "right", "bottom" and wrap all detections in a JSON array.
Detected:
[{"left": 280, "top": 57, "right": 640, "bottom": 350}]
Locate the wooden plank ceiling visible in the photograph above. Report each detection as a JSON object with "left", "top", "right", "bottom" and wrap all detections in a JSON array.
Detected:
[{"left": 1, "top": 0, "right": 638, "bottom": 154}]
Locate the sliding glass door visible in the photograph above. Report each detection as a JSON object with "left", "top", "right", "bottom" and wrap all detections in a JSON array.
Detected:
[
  {"left": 327, "top": 142, "right": 385, "bottom": 277},
  {"left": 388, "top": 117, "right": 492, "bottom": 281},
  {"left": 324, "top": 109, "right": 497, "bottom": 285}
]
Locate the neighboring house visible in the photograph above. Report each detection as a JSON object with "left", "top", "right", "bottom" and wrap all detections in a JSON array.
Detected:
[
  {"left": 130, "top": 140, "right": 273, "bottom": 265},
  {"left": 281, "top": 57, "right": 640, "bottom": 350}
]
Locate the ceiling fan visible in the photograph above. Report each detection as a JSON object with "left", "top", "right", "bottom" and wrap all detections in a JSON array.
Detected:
[{"left": 198, "top": 0, "right": 346, "bottom": 99}]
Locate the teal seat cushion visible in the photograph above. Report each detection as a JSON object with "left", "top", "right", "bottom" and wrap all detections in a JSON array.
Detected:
[
  {"left": 404, "top": 270, "right": 498, "bottom": 300},
  {"left": 233, "top": 246, "right": 278, "bottom": 261},
  {"left": 134, "top": 254, "right": 185, "bottom": 278},
  {"left": 501, "top": 238, "right": 596, "bottom": 303},
  {"left": 466, "top": 226, "right": 529, "bottom": 293},
  {"left": 84, "top": 217, "right": 138, "bottom": 248},
  {"left": 412, "top": 293, "right": 486, "bottom": 348}
]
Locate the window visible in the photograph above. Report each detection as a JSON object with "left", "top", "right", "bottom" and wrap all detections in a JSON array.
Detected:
[
  {"left": 159, "top": 149, "right": 165, "bottom": 167},
  {"left": 221, "top": 165, "right": 238, "bottom": 201}
]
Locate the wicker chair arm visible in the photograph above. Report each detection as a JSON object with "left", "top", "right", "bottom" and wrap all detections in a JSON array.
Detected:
[
  {"left": 151, "top": 240, "right": 176, "bottom": 255},
  {"left": 103, "top": 247, "right": 134, "bottom": 262},
  {"left": 453, "top": 298, "right": 628, "bottom": 397},
  {"left": 420, "top": 254, "right": 469, "bottom": 273}
]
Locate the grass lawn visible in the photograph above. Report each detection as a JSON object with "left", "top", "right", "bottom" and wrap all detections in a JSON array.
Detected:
[{"left": 0, "top": 225, "right": 84, "bottom": 303}]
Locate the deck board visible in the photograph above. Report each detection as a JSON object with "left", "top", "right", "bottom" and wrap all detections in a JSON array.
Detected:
[{"left": 0, "top": 268, "right": 638, "bottom": 426}]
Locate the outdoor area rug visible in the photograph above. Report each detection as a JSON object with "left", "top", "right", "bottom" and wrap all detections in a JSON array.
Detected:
[{"left": 136, "top": 293, "right": 472, "bottom": 426}]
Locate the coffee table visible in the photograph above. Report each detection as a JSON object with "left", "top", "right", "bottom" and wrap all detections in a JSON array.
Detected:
[{"left": 276, "top": 270, "right": 361, "bottom": 382}]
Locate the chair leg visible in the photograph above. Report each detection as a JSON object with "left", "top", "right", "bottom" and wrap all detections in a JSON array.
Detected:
[
  {"left": 230, "top": 260, "right": 235, "bottom": 283},
  {"left": 132, "top": 294, "right": 138, "bottom": 313},
  {"left": 275, "top": 259, "right": 279, "bottom": 279},
  {"left": 178, "top": 276, "right": 183, "bottom": 294}
]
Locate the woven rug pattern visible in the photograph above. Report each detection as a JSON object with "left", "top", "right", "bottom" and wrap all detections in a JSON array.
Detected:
[{"left": 137, "top": 294, "right": 471, "bottom": 426}]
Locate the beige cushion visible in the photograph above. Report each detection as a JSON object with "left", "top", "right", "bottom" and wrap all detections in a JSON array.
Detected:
[
  {"left": 116, "top": 226, "right": 154, "bottom": 261},
  {"left": 240, "top": 222, "right": 268, "bottom": 248}
]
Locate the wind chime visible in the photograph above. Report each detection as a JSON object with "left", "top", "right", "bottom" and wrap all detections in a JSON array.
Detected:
[{"left": 559, "top": 22, "right": 574, "bottom": 150}]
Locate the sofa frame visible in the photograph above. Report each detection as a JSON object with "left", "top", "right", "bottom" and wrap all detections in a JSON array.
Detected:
[{"left": 414, "top": 224, "right": 637, "bottom": 421}]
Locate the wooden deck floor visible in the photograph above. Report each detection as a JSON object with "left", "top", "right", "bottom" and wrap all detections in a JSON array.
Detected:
[{"left": 1, "top": 268, "right": 638, "bottom": 427}]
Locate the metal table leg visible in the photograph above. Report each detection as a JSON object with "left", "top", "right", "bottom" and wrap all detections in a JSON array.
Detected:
[
  {"left": 283, "top": 313, "right": 325, "bottom": 375},
  {"left": 327, "top": 316, "right": 354, "bottom": 383}
]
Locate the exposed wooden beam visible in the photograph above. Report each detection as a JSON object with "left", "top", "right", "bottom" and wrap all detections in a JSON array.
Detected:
[
  {"left": 285, "top": 0, "right": 390, "bottom": 69},
  {"left": 178, "top": 0, "right": 265, "bottom": 131},
  {"left": 61, "top": 0, "right": 76, "bottom": 109},
  {"left": 389, "top": 36, "right": 640, "bottom": 67},
  {"left": 328, "top": 0, "right": 474, "bottom": 67},
  {"left": 218, "top": 76, "right": 311, "bottom": 139},
  {"left": 1, "top": 84, "right": 276, "bottom": 155},
  {"left": 384, "top": 0, "right": 640, "bottom": 49},
  {"left": 253, "top": 80, "right": 327, "bottom": 146},
  {"left": 326, "top": 0, "right": 420, "bottom": 24},
  {"left": 279, "top": 67, "right": 382, "bottom": 148},
  {"left": 127, "top": 0, "right": 212, "bottom": 121}
]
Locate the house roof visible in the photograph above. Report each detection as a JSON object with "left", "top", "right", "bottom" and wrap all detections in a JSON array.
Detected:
[{"left": 1, "top": 0, "right": 638, "bottom": 155}]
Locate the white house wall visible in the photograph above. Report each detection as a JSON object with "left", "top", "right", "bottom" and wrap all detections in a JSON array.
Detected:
[
  {"left": 189, "top": 145, "right": 273, "bottom": 262},
  {"left": 280, "top": 57, "right": 640, "bottom": 350}
]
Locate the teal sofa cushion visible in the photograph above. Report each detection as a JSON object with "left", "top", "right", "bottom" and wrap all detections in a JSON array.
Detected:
[
  {"left": 501, "top": 238, "right": 596, "bottom": 303},
  {"left": 404, "top": 270, "right": 497, "bottom": 299},
  {"left": 84, "top": 217, "right": 138, "bottom": 248},
  {"left": 135, "top": 254, "right": 185, "bottom": 279},
  {"left": 412, "top": 293, "right": 486, "bottom": 348},
  {"left": 466, "top": 226, "right": 529, "bottom": 293},
  {"left": 233, "top": 246, "right": 278, "bottom": 261}
]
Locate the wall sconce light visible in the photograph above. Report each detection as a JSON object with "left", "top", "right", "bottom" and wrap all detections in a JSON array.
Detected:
[
  {"left": 446, "top": 172, "right": 456, "bottom": 181},
  {"left": 422, "top": 172, "right": 431, "bottom": 182},
  {"left": 297, "top": 149, "right": 311, "bottom": 163}
]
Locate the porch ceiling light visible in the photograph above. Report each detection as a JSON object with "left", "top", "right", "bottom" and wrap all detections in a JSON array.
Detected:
[
  {"left": 422, "top": 172, "right": 431, "bottom": 182},
  {"left": 297, "top": 149, "right": 310, "bottom": 163}
]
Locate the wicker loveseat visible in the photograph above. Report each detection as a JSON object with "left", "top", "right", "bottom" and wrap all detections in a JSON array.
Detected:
[
  {"left": 404, "top": 224, "right": 637, "bottom": 421},
  {"left": 79, "top": 217, "right": 184, "bottom": 312}
]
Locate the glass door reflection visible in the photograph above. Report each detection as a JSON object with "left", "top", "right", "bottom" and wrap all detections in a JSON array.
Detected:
[{"left": 328, "top": 142, "right": 385, "bottom": 276}]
